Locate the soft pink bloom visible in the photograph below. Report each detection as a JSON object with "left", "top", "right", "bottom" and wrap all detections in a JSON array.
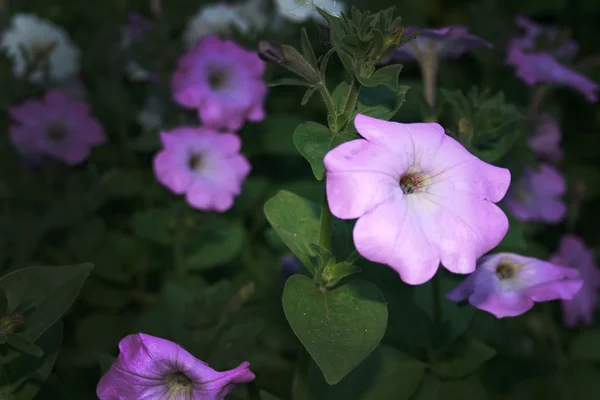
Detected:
[
  {"left": 324, "top": 114, "right": 511, "bottom": 285},
  {"left": 506, "top": 16, "right": 598, "bottom": 102},
  {"left": 447, "top": 253, "right": 583, "bottom": 318},
  {"left": 528, "top": 113, "right": 563, "bottom": 162},
  {"left": 388, "top": 25, "right": 491, "bottom": 63},
  {"left": 9, "top": 90, "right": 106, "bottom": 165},
  {"left": 97, "top": 333, "right": 255, "bottom": 400},
  {"left": 505, "top": 163, "right": 566, "bottom": 223},
  {"left": 153, "top": 127, "right": 251, "bottom": 212},
  {"left": 550, "top": 235, "right": 600, "bottom": 327},
  {"left": 172, "top": 35, "right": 267, "bottom": 131}
]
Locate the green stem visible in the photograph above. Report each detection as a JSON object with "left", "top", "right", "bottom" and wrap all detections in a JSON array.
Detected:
[
  {"left": 318, "top": 83, "right": 336, "bottom": 117},
  {"left": 318, "top": 194, "right": 333, "bottom": 250},
  {"left": 343, "top": 78, "right": 360, "bottom": 115},
  {"left": 431, "top": 272, "right": 443, "bottom": 325}
]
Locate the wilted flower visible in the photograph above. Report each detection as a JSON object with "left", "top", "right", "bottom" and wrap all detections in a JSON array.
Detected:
[
  {"left": 274, "top": 0, "right": 345, "bottom": 23},
  {"left": 447, "top": 253, "right": 583, "bottom": 318},
  {"left": 550, "top": 235, "right": 600, "bottom": 327},
  {"left": 9, "top": 90, "right": 106, "bottom": 165},
  {"left": 183, "top": 0, "right": 267, "bottom": 49},
  {"left": 0, "top": 13, "right": 80, "bottom": 82},
  {"left": 506, "top": 16, "right": 598, "bottom": 102},
  {"left": 172, "top": 35, "right": 267, "bottom": 131},
  {"left": 97, "top": 333, "right": 255, "bottom": 400},
  {"left": 528, "top": 113, "right": 563, "bottom": 162},
  {"left": 324, "top": 114, "right": 511, "bottom": 285},
  {"left": 153, "top": 126, "right": 251, "bottom": 212},
  {"left": 505, "top": 163, "right": 566, "bottom": 223}
]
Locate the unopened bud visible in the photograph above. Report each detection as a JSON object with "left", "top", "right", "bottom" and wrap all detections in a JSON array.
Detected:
[
  {"left": 258, "top": 41, "right": 320, "bottom": 84},
  {"left": 258, "top": 41, "right": 284, "bottom": 64}
]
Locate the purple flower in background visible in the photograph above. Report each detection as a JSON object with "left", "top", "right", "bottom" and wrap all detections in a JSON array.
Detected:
[
  {"left": 281, "top": 254, "right": 301, "bottom": 285},
  {"left": 506, "top": 16, "right": 598, "bottom": 102},
  {"left": 172, "top": 35, "right": 267, "bottom": 131},
  {"left": 324, "top": 114, "right": 510, "bottom": 285},
  {"left": 550, "top": 235, "right": 600, "bottom": 327},
  {"left": 528, "top": 113, "right": 563, "bottom": 162},
  {"left": 97, "top": 333, "right": 255, "bottom": 400},
  {"left": 389, "top": 25, "right": 491, "bottom": 63},
  {"left": 9, "top": 90, "right": 106, "bottom": 165},
  {"left": 153, "top": 127, "right": 251, "bottom": 212},
  {"left": 124, "top": 12, "right": 153, "bottom": 45},
  {"left": 447, "top": 253, "right": 583, "bottom": 318},
  {"left": 505, "top": 163, "right": 566, "bottom": 223}
]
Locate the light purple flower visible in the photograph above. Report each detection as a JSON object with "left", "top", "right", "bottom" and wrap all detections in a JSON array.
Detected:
[
  {"left": 506, "top": 16, "right": 598, "bottom": 102},
  {"left": 324, "top": 114, "right": 511, "bottom": 285},
  {"left": 97, "top": 333, "right": 255, "bottom": 400},
  {"left": 9, "top": 90, "right": 106, "bottom": 165},
  {"left": 447, "top": 253, "right": 583, "bottom": 318},
  {"left": 550, "top": 235, "right": 600, "bottom": 327},
  {"left": 505, "top": 163, "right": 566, "bottom": 223},
  {"left": 388, "top": 25, "right": 491, "bottom": 63},
  {"left": 153, "top": 126, "right": 251, "bottom": 212},
  {"left": 172, "top": 35, "right": 267, "bottom": 131},
  {"left": 528, "top": 113, "right": 563, "bottom": 162}
]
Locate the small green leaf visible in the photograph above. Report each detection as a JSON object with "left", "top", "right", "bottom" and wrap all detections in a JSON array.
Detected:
[
  {"left": 282, "top": 275, "right": 388, "bottom": 384},
  {"left": 301, "top": 28, "right": 319, "bottom": 69},
  {"left": 6, "top": 334, "right": 44, "bottom": 357},
  {"left": 322, "top": 262, "right": 361, "bottom": 287},
  {"left": 435, "top": 338, "right": 497, "bottom": 379},
  {"left": 319, "top": 48, "right": 336, "bottom": 79},
  {"left": 293, "top": 121, "right": 357, "bottom": 180},
  {"left": 264, "top": 191, "right": 320, "bottom": 270},
  {"left": 357, "top": 64, "right": 403, "bottom": 90},
  {"left": 302, "top": 86, "right": 320, "bottom": 106},
  {"left": 571, "top": 329, "right": 600, "bottom": 361},
  {"left": 358, "top": 84, "right": 410, "bottom": 121},
  {"left": 184, "top": 218, "right": 245, "bottom": 270},
  {"left": 269, "top": 78, "right": 313, "bottom": 87}
]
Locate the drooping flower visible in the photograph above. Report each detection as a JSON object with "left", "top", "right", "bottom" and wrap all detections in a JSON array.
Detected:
[
  {"left": 9, "top": 90, "right": 106, "bottom": 165},
  {"left": 153, "top": 126, "right": 251, "bottom": 212},
  {"left": 528, "top": 113, "right": 563, "bottom": 162},
  {"left": 506, "top": 16, "right": 598, "bottom": 102},
  {"left": 324, "top": 114, "right": 511, "bottom": 285},
  {"left": 121, "top": 12, "right": 154, "bottom": 81},
  {"left": 97, "top": 333, "right": 255, "bottom": 400},
  {"left": 0, "top": 13, "right": 80, "bottom": 83},
  {"left": 172, "top": 35, "right": 267, "bottom": 131},
  {"left": 274, "top": 0, "right": 345, "bottom": 23},
  {"left": 505, "top": 163, "right": 566, "bottom": 223},
  {"left": 447, "top": 253, "right": 583, "bottom": 318},
  {"left": 550, "top": 235, "right": 600, "bottom": 327}
]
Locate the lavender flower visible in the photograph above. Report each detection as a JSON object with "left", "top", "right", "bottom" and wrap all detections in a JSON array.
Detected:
[
  {"left": 528, "top": 113, "right": 563, "bottom": 162},
  {"left": 97, "top": 333, "right": 255, "bottom": 399},
  {"left": 447, "top": 253, "right": 583, "bottom": 318},
  {"left": 324, "top": 114, "right": 510, "bottom": 285}
]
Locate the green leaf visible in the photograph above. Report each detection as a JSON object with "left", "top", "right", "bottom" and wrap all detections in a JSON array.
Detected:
[
  {"left": 357, "top": 64, "right": 403, "bottom": 90},
  {"left": 571, "top": 329, "right": 600, "bottom": 361},
  {"left": 282, "top": 275, "right": 388, "bottom": 384},
  {"left": 435, "top": 338, "right": 497, "bottom": 379},
  {"left": 301, "top": 28, "right": 319, "bottom": 69},
  {"left": 0, "top": 263, "right": 93, "bottom": 343},
  {"left": 308, "top": 345, "right": 425, "bottom": 399},
  {"left": 5, "top": 334, "right": 43, "bottom": 357},
  {"left": 301, "top": 86, "right": 320, "bottom": 106},
  {"left": 268, "top": 78, "right": 313, "bottom": 87},
  {"left": 412, "top": 374, "right": 487, "bottom": 400},
  {"left": 357, "top": 84, "right": 410, "bottom": 121},
  {"left": 264, "top": 191, "right": 320, "bottom": 270},
  {"left": 184, "top": 218, "right": 245, "bottom": 270},
  {"left": 293, "top": 121, "right": 357, "bottom": 180},
  {"left": 132, "top": 208, "right": 174, "bottom": 245},
  {"left": 321, "top": 261, "right": 361, "bottom": 287}
]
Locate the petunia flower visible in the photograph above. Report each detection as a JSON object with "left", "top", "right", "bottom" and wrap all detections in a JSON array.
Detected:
[
  {"left": 324, "top": 114, "right": 511, "bottom": 285},
  {"left": 386, "top": 26, "right": 491, "bottom": 108},
  {"left": 447, "top": 253, "right": 583, "bottom": 318},
  {"left": 9, "top": 90, "right": 106, "bottom": 165},
  {"left": 153, "top": 126, "right": 251, "bottom": 212},
  {"left": 97, "top": 333, "right": 255, "bottom": 400},
  {"left": 0, "top": 13, "right": 80, "bottom": 83},
  {"left": 550, "top": 235, "right": 600, "bottom": 327},
  {"left": 172, "top": 35, "right": 267, "bottom": 131},
  {"left": 505, "top": 163, "right": 566, "bottom": 223},
  {"left": 528, "top": 113, "right": 563, "bottom": 162},
  {"left": 506, "top": 16, "right": 598, "bottom": 102},
  {"left": 274, "top": 0, "right": 345, "bottom": 23}
]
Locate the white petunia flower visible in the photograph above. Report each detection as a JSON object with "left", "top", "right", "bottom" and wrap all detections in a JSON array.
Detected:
[
  {"left": 0, "top": 13, "right": 80, "bottom": 83},
  {"left": 183, "top": 4, "right": 250, "bottom": 49},
  {"left": 274, "top": 0, "right": 344, "bottom": 23}
]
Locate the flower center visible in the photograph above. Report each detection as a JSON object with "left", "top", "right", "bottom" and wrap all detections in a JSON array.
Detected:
[
  {"left": 496, "top": 261, "right": 517, "bottom": 280},
  {"left": 30, "top": 39, "right": 58, "bottom": 59},
  {"left": 208, "top": 68, "right": 229, "bottom": 91},
  {"left": 399, "top": 172, "right": 428, "bottom": 195},
  {"left": 188, "top": 153, "right": 204, "bottom": 171},
  {"left": 165, "top": 371, "right": 193, "bottom": 396},
  {"left": 46, "top": 124, "right": 67, "bottom": 142}
]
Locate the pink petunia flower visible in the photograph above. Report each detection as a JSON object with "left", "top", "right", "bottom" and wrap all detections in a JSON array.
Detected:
[
  {"left": 447, "top": 253, "right": 583, "bottom": 318},
  {"left": 172, "top": 35, "right": 267, "bottom": 131},
  {"left": 506, "top": 16, "right": 598, "bottom": 102},
  {"left": 505, "top": 163, "right": 566, "bottom": 223},
  {"left": 97, "top": 333, "right": 255, "bottom": 400},
  {"left": 528, "top": 113, "right": 563, "bottom": 162},
  {"left": 550, "top": 235, "right": 600, "bottom": 327},
  {"left": 9, "top": 90, "right": 106, "bottom": 165},
  {"left": 153, "top": 126, "right": 251, "bottom": 212},
  {"left": 324, "top": 114, "right": 511, "bottom": 285}
]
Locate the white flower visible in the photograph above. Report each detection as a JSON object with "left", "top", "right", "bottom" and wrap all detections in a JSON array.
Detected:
[
  {"left": 183, "top": 4, "right": 249, "bottom": 49},
  {"left": 274, "top": 0, "right": 344, "bottom": 23},
  {"left": 0, "top": 13, "right": 80, "bottom": 83}
]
